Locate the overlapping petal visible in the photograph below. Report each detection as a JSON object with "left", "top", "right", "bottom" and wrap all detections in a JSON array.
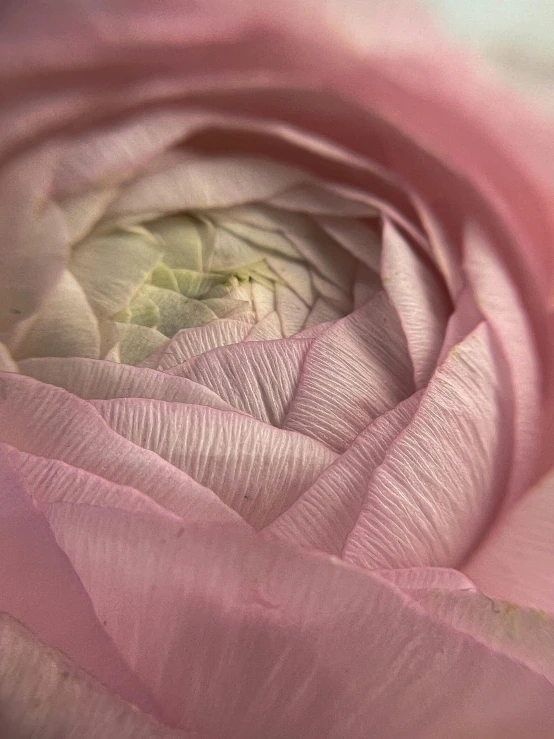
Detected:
[
  {"left": 33, "top": 499, "right": 554, "bottom": 738},
  {"left": 0, "top": 614, "right": 186, "bottom": 739},
  {"left": 168, "top": 338, "right": 313, "bottom": 426},
  {"left": 1, "top": 1, "right": 554, "bottom": 735},
  {"left": 342, "top": 322, "right": 511, "bottom": 569},
  {"left": 0, "top": 445, "right": 158, "bottom": 714},
  {"left": 463, "top": 468, "right": 554, "bottom": 614},
  {"left": 93, "top": 398, "right": 337, "bottom": 528},
  {"left": 0, "top": 372, "right": 242, "bottom": 523}
]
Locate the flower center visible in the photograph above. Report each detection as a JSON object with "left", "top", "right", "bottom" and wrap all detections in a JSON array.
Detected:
[{"left": 6, "top": 153, "right": 384, "bottom": 367}]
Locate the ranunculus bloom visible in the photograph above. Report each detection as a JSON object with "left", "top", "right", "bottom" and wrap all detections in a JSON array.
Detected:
[{"left": 1, "top": 1, "right": 554, "bottom": 736}]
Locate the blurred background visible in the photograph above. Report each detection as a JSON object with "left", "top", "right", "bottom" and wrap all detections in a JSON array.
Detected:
[{"left": 426, "top": 0, "right": 554, "bottom": 113}]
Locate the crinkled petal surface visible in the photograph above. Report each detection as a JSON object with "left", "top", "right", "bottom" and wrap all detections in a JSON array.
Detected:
[
  {"left": 2, "top": 1, "right": 554, "bottom": 737},
  {"left": 342, "top": 322, "right": 511, "bottom": 569},
  {"left": 31, "top": 496, "right": 554, "bottom": 738},
  {"left": 0, "top": 614, "right": 187, "bottom": 739},
  {"left": 0, "top": 446, "right": 159, "bottom": 715},
  {"left": 463, "top": 467, "right": 554, "bottom": 614},
  {"left": 0, "top": 372, "right": 242, "bottom": 524}
]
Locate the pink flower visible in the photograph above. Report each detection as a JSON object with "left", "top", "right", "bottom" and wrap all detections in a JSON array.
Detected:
[{"left": 1, "top": 1, "right": 554, "bottom": 736}]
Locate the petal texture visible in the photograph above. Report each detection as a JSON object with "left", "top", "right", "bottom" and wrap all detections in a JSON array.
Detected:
[
  {"left": 268, "top": 392, "right": 421, "bottom": 552},
  {"left": 282, "top": 292, "right": 414, "bottom": 451},
  {"left": 93, "top": 398, "right": 337, "bottom": 528},
  {"left": 168, "top": 338, "right": 312, "bottom": 426},
  {"left": 0, "top": 445, "right": 158, "bottom": 713},
  {"left": 17, "top": 357, "right": 236, "bottom": 410},
  {"left": 463, "top": 467, "right": 554, "bottom": 613},
  {"left": 343, "top": 322, "right": 511, "bottom": 569},
  {"left": 35, "top": 500, "right": 554, "bottom": 738},
  {"left": 0, "top": 372, "right": 241, "bottom": 523},
  {"left": 0, "top": 614, "right": 185, "bottom": 739}
]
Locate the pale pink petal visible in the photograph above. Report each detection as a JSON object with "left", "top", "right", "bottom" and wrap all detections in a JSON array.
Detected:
[
  {"left": 437, "top": 284, "right": 483, "bottom": 363},
  {"left": 0, "top": 446, "right": 158, "bottom": 714},
  {"left": 244, "top": 312, "right": 283, "bottom": 340},
  {"left": 294, "top": 319, "right": 335, "bottom": 338},
  {"left": 0, "top": 372, "right": 241, "bottom": 523},
  {"left": 268, "top": 393, "right": 421, "bottom": 552},
  {"left": 155, "top": 320, "right": 251, "bottom": 370},
  {"left": 464, "top": 224, "right": 542, "bottom": 504},
  {"left": 275, "top": 284, "right": 310, "bottom": 337},
  {"left": 310, "top": 273, "right": 352, "bottom": 314},
  {"left": 0, "top": 614, "right": 186, "bottom": 739},
  {"left": 353, "top": 264, "right": 381, "bottom": 308},
  {"left": 381, "top": 220, "right": 450, "bottom": 388},
  {"left": 61, "top": 188, "right": 118, "bottom": 245},
  {"left": 209, "top": 216, "right": 299, "bottom": 263},
  {"left": 377, "top": 567, "right": 477, "bottom": 592},
  {"left": 268, "top": 182, "right": 378, "bottom": 216},
  {"left": 93, "top": 399, "right": 337, "bottom": 528},
  {"left": 9, "top": 270, "right": 101, "bottom": 361},
  {"left": 207, "top": 228, "right": 275, "bottom": 271},
  {"left": 304, "top": 298, "right": 343, "bottom": 328},
  {"left": 221, "top": 206, "right": 356, "bottom": 293},
  {"left": 378, "top": 565, "right": 554, "bottom": 685},
  {"left": 0, "top": 344, "right": 18, "bottom": 373},
  {"left": 258, "top": 209, "right": 357, "bottom": 293},
  {"left": 282, "top": 292, "right": 414, "bottom": 451},
  {"left": 266, "top": 256, "right": 314, "bottom": 305},
  {"left": 0, "top": 147, "right": 68, "bottom": 333},
  {"left": 109, "top": 155, "right": 308, "bottom": 218},
  {"left": 37, "top": 503, "right": 554, "bottom": 737},
  {"left": 17, "top": 357, "right": 236, "bottom": 410},
  {"left": 410, "top": 194, "right": 463, "bottom": 300},
  {"left": 317, "top": 215, "right": 381, "bottom": 272},
  {"left": 186, "top": 110, "right": 406, "bottom": 217},
  {"left": 54, "top": 109, "right": 219, "bottom": 194},
  {"left": 463, "top": 467, "right": 554, "bottom": 613},
  {"left": 406, "top": 585, "right": 554, "bottom": 685},
  {"left": 168, "top": 338, "right": 313, "bottom": 426},
  {"left": 343, "top": 322, "right": 511, "bottom": 569}
]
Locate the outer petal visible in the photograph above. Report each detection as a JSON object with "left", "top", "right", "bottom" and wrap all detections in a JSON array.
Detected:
[
  {"left": 379, "top": 567, "right": 554, "bottom": 685},
  {"left": 35, "top": 501, "right": 554, "bottom": 737},
  {"left": 462, "top": 467, "right": 554, "bottom": 613},
  {"left": 0, "top": 445, "right": 158, "bottom": 714},
  {"left": 0, "top": 614, "right": 185, "bottom": 739}
]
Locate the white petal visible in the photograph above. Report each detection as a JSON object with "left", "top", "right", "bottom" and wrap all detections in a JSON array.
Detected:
[
  {"left": 70, "top": 227, "right": 163, "bottom": 319},
  {"left": 109, "top": 155, "right": 309, "bottom": 216},
  {"left": 251, "top": 282, "right": 275, "bottom": 320},
  {"left": 275, "top": 285, "right": 310, "bottom": 337},
  {"left": 11, "top": 270, "right": 101, "bottom": 361}
]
